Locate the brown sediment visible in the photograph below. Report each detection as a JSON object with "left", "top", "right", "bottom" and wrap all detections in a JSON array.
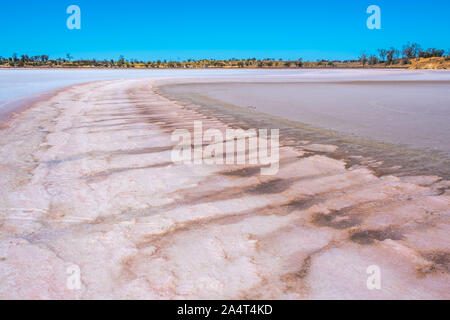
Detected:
[
  {"left": 350, "top": 227, "right": 404, "bottom": 245},
  {"left": 82, "top": 162, "right": 174, "bottom": 183},
  {"left": 0, "top": 79, "right": 448, "bottom": 300},
  {"left": 220, "top": 166, "right": 263, "bottom": 177},
  {"left": 312, "top": 209, "right": 361, "bottom": 230},
  {"left": 421, "top": 252, "right": 450, "bottom": 273},
  {"left": 244, "top": 178, "right": 294, "bottom": 195}
]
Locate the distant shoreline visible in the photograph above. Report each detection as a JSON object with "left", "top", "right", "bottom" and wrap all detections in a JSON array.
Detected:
[
  {"left": 1, "top": 57, "right": 449, "bottom": 70},
  {"left": 0, "top": 65, "right": 412, "bottom": 70}
]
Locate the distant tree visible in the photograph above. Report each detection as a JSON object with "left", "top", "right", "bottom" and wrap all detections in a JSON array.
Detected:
[
  {"left": 418, "top": 48, "right": 445, "bottom": 58},
  {"left": 434, "top": 49, "right": 445, "bottom": 57},
  {"left": 385, "top": 47, "right": 399, "bottom": 65},
  {"left": 368, "top": 55, "right": 379, "bottom": 65},
  {"left": 378, "top": 49, "right": 387, "bottom": 62},
  {"left": 402, "top": 42, "right": 421, "bottom": 59},
  {"left": 359, "top": 53, "right": 368, "bottom": 67},
  {"left": 66, "top": 53, "right": 73, "bottom": 61},
  {"left": 118, "top": 55, "right": 125, "bottom": 67}
]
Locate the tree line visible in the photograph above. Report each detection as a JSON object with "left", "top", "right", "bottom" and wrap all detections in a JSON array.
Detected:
[
  {"left": 1, "top": 44, "right": 448, "bottom": 69},
  {"left": 0, "top": 55, "right": 307, "bottom": 69},
  {"left": 359, "top": 43, "right": 448, "bottom": 66}
]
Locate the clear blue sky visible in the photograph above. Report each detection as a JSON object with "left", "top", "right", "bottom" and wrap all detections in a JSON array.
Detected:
[{"left": 1, "top": 0, "right": 449, "bottom": 61}]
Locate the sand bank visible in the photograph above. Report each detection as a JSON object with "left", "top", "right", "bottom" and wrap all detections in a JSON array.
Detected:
[{"left": 0, "top": 79, "right": 448, "bottom": 299}]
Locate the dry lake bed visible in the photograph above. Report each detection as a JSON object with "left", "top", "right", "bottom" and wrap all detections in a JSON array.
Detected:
[{"left": 0, "top": 69, "right": 449, "bottom": 299}]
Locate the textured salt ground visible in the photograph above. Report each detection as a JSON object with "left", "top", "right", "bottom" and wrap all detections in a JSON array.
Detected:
[{"left": 0, "top": 79, "right": 449, "bottom": 299}]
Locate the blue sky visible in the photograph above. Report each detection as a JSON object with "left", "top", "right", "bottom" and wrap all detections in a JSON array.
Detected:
[{"left": 1, "top": 0, "right": 449, "bottom": 61}]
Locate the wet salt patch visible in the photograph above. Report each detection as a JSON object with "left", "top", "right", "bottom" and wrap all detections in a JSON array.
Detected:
[{"left": 161, "top": 195, "right": 276, "bottom": 224}]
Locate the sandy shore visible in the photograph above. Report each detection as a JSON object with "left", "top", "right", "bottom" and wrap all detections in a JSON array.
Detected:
[{"left": 0, "top": 79, "right": 449, "bottom": 299}]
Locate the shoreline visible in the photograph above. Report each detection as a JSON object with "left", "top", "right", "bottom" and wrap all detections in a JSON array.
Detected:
[
  {"left": 0, "top": 82, "right": 99, "bottom": 126},
  {"left": 156, "top": 81, "right": 450, "bottom": 180},
  {"left": 0, "top": 66, "right": 412, "bottom": 70},
  {"left": 0, "top": 79, "right": 448, "bottom": 299}
]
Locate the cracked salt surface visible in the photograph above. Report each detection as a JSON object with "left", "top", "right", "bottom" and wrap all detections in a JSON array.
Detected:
[{"left": 0, "top": 78, "right": 448, "bottom": 299}]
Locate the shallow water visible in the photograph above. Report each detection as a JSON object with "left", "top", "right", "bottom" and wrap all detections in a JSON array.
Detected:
[
  {"left": 157, "top": 73, "right": 450, "bottom": 178},
  {"left": 160, "top": 81, "right": 450, "bottom": 154},
  {"left": 2, "top": 68, "right": 450, "bottom": 177},
  {"left": 2, "top": 68, "right": 449, "bottom": 116},
  {"left": 0, "top": 69, "right": 255, "bottom": 117}
]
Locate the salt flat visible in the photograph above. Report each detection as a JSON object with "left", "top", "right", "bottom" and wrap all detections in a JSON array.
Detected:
[
  {"left": 0, "top": 79, "right": 448, "bottom": 299},
  {"left": 2, "top": 68, "right": 449, "bottom": 117}
]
